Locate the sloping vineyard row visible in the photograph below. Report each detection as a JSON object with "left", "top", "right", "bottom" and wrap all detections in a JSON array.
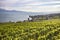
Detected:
[{"left": 0, "top": 19, "right": 60, "bottom": 40}]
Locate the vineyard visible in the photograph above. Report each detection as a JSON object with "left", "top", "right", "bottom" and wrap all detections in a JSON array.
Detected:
[{"left": 0, "top": 19, "right": 60, "bottom": 40}]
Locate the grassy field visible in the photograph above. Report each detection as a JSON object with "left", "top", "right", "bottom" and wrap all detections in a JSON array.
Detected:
[{"left": 0, "top": 19, "right": 60, "bottom": 40}]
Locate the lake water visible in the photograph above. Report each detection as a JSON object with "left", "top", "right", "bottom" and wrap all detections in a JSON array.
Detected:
[
  {"left": 0, "top": 13, "right": 29, "bottom": 22},
  {"left": 0, "top": 12, "right": 47, "bottom": 22}
]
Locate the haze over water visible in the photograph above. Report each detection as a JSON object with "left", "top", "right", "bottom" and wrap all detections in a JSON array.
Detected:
[{"left": 0, "top": 0, "right": 60, "bottom": 22}]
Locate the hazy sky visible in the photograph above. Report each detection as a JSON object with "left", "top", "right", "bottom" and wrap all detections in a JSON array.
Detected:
[{"left": 0, "top": 0, "right": 60, "bottom": 12}]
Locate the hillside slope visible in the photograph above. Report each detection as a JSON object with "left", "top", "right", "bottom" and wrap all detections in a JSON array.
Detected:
[{"left": 0, "top": 19, "right": 60, "bottom": 40}]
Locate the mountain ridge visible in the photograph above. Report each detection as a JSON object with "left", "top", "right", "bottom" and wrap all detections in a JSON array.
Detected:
[{"left": 0, "top": 8, "right": 47, "bottom": 15}]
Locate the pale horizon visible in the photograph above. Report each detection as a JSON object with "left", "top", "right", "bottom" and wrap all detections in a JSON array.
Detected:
[{"left": 0, "top": 0, "right": 60, "bottom": 12}]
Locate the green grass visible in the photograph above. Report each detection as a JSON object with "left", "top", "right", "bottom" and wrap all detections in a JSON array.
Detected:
[{"left": 0, "top": 19, "right": 60, "bottom": 40}]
